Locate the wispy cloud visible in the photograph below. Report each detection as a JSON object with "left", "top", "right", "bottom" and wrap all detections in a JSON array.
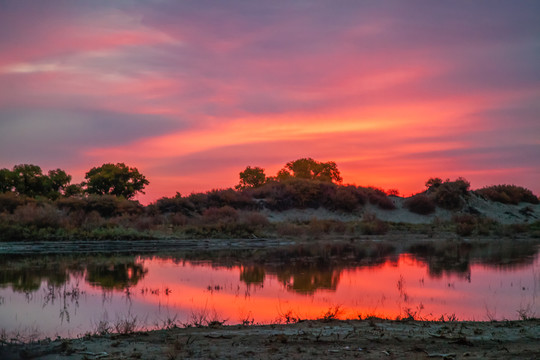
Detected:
[{"left": 1, "top": 0, "right": 539, "bottom": 202}]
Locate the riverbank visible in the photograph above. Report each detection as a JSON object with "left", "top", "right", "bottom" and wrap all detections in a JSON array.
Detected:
[{"left": 1, "top": 318, "right": 539, "bottom": 359}]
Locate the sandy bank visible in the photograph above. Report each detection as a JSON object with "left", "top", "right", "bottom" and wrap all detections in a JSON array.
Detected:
[{"left": 1, "top": 319, "right": 538, "bottom": 359}]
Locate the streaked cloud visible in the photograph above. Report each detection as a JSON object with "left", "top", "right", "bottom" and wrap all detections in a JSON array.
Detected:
[{"left": 0, "top": 0, "right": 539, "bottom": 202}]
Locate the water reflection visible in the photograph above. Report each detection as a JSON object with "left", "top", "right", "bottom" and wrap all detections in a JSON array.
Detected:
[
  {"left": 0, "top": 240, "right": 538, "bottom": 339},
  {"left": 86, "top": 262, "right": 147, "bottom": 290},
  {"left": 0, "top": 263, "right": 75, "bottom": 293}
]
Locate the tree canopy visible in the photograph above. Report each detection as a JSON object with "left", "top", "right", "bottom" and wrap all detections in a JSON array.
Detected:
[
  {"left": 236, "top": 166, "right": 267, "bottom": 189},
  {"left": 0, "top": 164, "right": 73, "bottom": 198},
  {"left": 84, "top": 163, "right": 149, "bottom": 199},
  {"left": 277, "top": 158, "right": 342, "bottom": 183}
]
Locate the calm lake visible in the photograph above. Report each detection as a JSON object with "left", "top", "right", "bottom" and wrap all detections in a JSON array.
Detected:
[{"left": 1, "top": 240, "right": 539, "bottom": 340}]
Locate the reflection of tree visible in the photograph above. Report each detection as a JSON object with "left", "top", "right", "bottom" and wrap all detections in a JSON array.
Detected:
[
  {"left": 276, "top": 267, "right": 341, "bottom": 294},
  {"left": 85, "top": 262, "right": 147, "bottom": 290},
  {"left": 240, "top": 266, "right": 265, "bottom": 286},
  {"left": 408, "top": 241, "right": 539, "bottom": 278},
  {"left": 0, "top": 267, "right": 69, "bottom": 293}
]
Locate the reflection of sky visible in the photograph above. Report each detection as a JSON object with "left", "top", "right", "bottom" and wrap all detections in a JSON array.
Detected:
[
  {"left": 1, "top": 1, "right": 539, "bottom": 202},
  {"left": 0, "top": 254, "right": 538, "bottom": 339}
]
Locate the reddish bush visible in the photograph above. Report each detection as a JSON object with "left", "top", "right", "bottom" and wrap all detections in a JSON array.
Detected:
[
  {"left": 476, "top": 185, "right": 539, "bottom": 205},
  {"left": 12, "top": 203, "right": 61, "bottom": 228},
  {"left": 329, "top": 185, "right": 366, "bottom": 212},
  {"left": 0, "top": 192, "right": 25, "bottom": 213},
  {"left": 155, "top": 195, "right": 196, "bottom": 215},
  {"left": 428, "top": 177, "right": 470, "bottom": 210},
  {"left": 366, "top": 187, "right": 396, "bottom": 210},
  {"left": 276, "top": 222, "right": 304, "bottom": 237},
  {"left": 452, "top": 214, "right": 477, "bottom": 236},
  {"left": 207, "top": 188, "right": 254, "bottom": 209},
  {"left": 84, "top": 195, "right": 121, "bottom": 217},
  {"left": 55, "top": 197, "right": 86, "bottom": 213},
  {"left": 201, "top": 206, "right": 239, "bottom": 224},
  {"left": 240, "top": 211, "right": 270, "bottom": 228},
  {"left": 404, "top": 194, "right": 436, "bottom": 215},
  {"left": 361, "top": 213, "right": 389, "bottom": 235}
]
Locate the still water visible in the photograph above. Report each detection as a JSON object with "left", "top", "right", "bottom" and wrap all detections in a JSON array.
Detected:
[{"left": 0, "top": 242, "right": 539, "bottom": 340}]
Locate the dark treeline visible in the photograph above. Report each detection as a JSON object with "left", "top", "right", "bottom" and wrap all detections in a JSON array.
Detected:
[{"left": 0, "top": 158, "right": 538, "bottom": 241}]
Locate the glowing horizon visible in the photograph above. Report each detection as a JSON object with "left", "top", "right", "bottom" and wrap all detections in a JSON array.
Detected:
[{"left": 1, "top": 1, "right": 539, "bottom": 204}]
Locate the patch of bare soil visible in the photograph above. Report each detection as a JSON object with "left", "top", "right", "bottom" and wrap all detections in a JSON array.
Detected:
[{"left": 1, "top": 319, "right": 538, "bottom": 360}]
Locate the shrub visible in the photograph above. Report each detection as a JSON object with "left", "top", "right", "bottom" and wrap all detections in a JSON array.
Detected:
[
  {"left": 207, "top": 189, "right": 254, "bottom": 210},
  {"left": 451, "top": 213, "right": 496, "bottom": 236},
  {"left": 186, "top": 192, "right": 209, "bottom": 212},
  {"left": 328, "top": 185, "right": 366, "bottom": 212},
  {"left": 453, "top": 214, "right": 476, "bottom": 236},
  {"left": 84, "top": 195, "right": 121, "bottom": 217},
  {"left": 276, "top": 223, "right": 304, "bottom": 237},
  {"left": 55, "top": 197, "right": 86, "bottom": 213},
  {"left": 155, "top": 195, "right": 196, "bottom": 215},
  {"left": 366, "top": 187, "right": 396, "bottom": 210},
  {"left": 250, "top": 179, "right": 324, "bottom": 210},
  {"left": 169, "top": 212, "right": 188, "bottom": 226},
  {"left": 81, "top": 210, "right": 105, "bottom": 230},
  {"left": 0, "top": 192, "right": 25, "bottom": 213},
  {"left": 201, "top": 206, "right": 239, "bottom": 224},
  {"left": 361, "top": 213, "right": 389, "bottom": 235},
  {"left": 476, "top": 185, "right": 539, "bottom": 205},
  {"left": 12, "top": 203, "right": 61, "bottom": 228},
  {"left": 240, "top": 211, "right": 270, "bottom": 228},
  {"left": 429, "top": 177, "right": 470, "bottom": 210},
  {"left": 404, "top": 194, "right": 436, "bottom": 215}
]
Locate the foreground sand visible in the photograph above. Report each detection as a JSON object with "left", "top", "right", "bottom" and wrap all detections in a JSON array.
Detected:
[{"left": 1, "top": 319, "right": 538, "bottom": 359}]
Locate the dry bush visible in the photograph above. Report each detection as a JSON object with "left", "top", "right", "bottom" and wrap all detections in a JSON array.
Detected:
[
  {"left": 451, "top": 213, "right": 498, "bottom": 237},
  {"left": 155, "top": 195, "right": 196, "bottom": 215},
  {"left": 428, "top": 177, "right": 470, "bottom": 210},
  {"left": 0, "top": 192, "right": 25, "bottom": 213},
  {"left": 81, "top": 210, "right": 105, "bottom": 230},
  {"left": 55, "top": 197, "right": 86, "bottom": 213},
  {"left": 452, "top": 214, "right": 477, "bottom": 236},
  {"left": 276, "top": 222, "right": 304, "bottom": 237},
  {"left": 476, "top": 185, "right": 539, "bottom": 205},
  {"left": 366, "top": 187, "right": 396, "bottom": 210},
  {"left": 240, "top": 211, "right": 270, "bottom": 228},
  {"left": 84, "top": 194, "right": 121, "bottom": 217},
  {"left": 307, "top": 219, "right": 347, "bottom": 238},
  {"left": 404, "top": 194, "right": 436, "bottom": 215},
  {"left": 169, "top": 212, "right": 188, "bottom": 226},
  {"left": 115, "top": 199, "right": 144, "bottom": 215},
  {"left": 13, "top": 203, "right": 61, "bottom": 228},
  {"left": 207, "top": 188, "right": 254, "bottom": 210},
  {"left": 186, "top": 192, "right": 209, "bottom": 212},
  {"left": 201, "top": 206, "right": 239, "bottom": 224},
  {"left": 329, "top": 185, "right": 366, "bottom": 212},
  {"left": 113, "top": 314, "right": 139, "bottom": 334},
  {"left": 133, "top": 214, "right": 164, "bottom": 231},
  {"left": 111, "top": 214, "right": 163, "bottom": 231},
  {"left": 361, "top": 212, "right": 389, "bottom": 235}
]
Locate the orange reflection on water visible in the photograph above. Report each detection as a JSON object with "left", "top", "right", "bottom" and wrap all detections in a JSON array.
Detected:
[{"left": 133, "top": 253, "right": 538, "bottom": 323}]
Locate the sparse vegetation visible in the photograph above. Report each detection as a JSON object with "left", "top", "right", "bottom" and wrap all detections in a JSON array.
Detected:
[
  {"left": 0, "top": 160, "right": 538, "bottom": 241},
  {"left": 476, "top": 184, "right": 539, "bottom": 205},
  {"left": 403, "top": 194, "right": 436, "bottom": 215}
]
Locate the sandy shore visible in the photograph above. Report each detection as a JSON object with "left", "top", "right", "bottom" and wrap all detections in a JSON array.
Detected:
[{"left": 1, "top": 319, "right": 538, "bottom": 359}]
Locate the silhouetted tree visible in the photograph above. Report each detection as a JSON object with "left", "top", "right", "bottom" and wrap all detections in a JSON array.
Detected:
[
  {"left": 12, "top": 164, "right": 50, "bottom": 197},
  {"left": 63, "top": 183, "right": 84, "bottom": 197},
  {"left": 425, "top": 177, "right": 443, "bottom": 190},
  {"left": 48, "top": 168, "right": 72, "bottom": 193},
  {"left": 277, "top": 158, "right": 342, "bottom": 183},
  {"left": 235, "top": 166, "right": 266, "bottom": 190},
  {"left": 84, "top": 163, "right": 149, "bottom": 199},
  {"left": 0, "top": 168, "right": 15, "bottom": 193}
]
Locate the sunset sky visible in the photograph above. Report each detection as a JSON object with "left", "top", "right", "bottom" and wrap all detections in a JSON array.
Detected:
[{"left": 1, "top": 0, "right": 539, "bottom": 203}]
